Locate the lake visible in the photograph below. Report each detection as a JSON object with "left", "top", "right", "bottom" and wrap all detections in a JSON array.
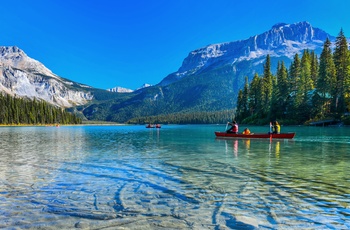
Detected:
[{"left": 0, "top": 124, "right": 349, "bottom": 229}]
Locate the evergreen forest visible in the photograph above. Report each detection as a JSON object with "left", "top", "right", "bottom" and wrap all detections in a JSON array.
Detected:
[
  {"left": 127, "top": 110, "right": 235, "bottom": 124},
  {"left": 0, "top": 93, "right": 82, "bottom": 125},
  {"left": 236, "top": 29, "right": 350, "bottom": 125}
]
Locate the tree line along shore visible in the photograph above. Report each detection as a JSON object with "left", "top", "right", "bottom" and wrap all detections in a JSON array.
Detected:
[
  {"left": 0, "top": 93, "right": 81, "bottom": 125},
  {"left": 235, "top": 29, "right": 350, "bottom": 126}
]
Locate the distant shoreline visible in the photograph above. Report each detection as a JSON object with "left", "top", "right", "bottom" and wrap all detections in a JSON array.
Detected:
[{"left": 0, "top": 122, "right": 348, "bottom": 127}]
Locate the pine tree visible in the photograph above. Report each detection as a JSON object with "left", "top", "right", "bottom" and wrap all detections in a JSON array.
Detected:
[
  {"left": 295, "top": 50, "right": 314, "bottom": 121},
  {"left": 261, "top": 55, "right": 273, "bottom": 116},
  {"left": 288, "top": 54, "right": 301, "bottom": 118},
  {"left": 316, "top": 38, "right": 336, "bottom": 117},
  {"left": 269, "top": 73, "right": 278, "bottom": 120},
  {"left": 241, "top": 76, "right": 250, "bottom": 118},
  {"left": 274, "top": 61, "right": 289, "bottom": 118},
  {"left": 310, "top": 50, "right": 318, "bottom": 83},
  {"left": 248, "top": 73, "right": 262, "bottom": 116},
  {"left": 289, "top": 53, "right": 301, "bottom": 94},
  {"left": 333, "top": 28, "right": 350, "bottom": 115},
  {"left": 236, "top": 90, "right": 244, "bottom": 122}
]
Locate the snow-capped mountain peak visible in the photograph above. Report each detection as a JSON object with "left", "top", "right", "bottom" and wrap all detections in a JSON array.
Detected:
[
  {"left": 0, "top": 46, "right": 57, "bottom": 79},
  {"left": 159, "top": 21, "right": 332, "bottom": 86},
  {"left": 0, "top": 46, "right": 93, "bottom": 107},
  {"left": 107, "top": 86, "right": 133, "bottom": 93},
  {"left": 136, "top": 83, "right": 152, "bottom": 90},
  {"left": 107, "top": 83, "right": 152, "bottom": 93}
]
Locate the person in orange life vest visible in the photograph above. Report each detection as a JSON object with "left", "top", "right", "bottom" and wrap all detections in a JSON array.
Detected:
[
  {"left": 227, "top": 120, "right": 238, "bottom": 134},
  {"left": 242, "top": 128, "right": 251, "bottom": 135}
]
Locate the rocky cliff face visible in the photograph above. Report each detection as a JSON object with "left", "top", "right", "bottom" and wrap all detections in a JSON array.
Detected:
[
  {"left": 159, "top": 21, "right": 332, "bottom": 86},
  {"left": 0, "top": 46, "right": 93, "bottom": 107}
]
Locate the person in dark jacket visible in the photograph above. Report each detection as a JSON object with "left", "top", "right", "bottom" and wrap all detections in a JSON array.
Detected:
[{"left": 227, "top": 120, "right": 238, "bottom": 134}]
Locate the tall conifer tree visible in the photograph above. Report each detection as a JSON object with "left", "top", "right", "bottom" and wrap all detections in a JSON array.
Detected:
[
  {"left": 261, "top": 55, "right": 273, "bottom": 116},
  {"left": 236, "top": 90, "right": 244, "bottom": 121},
  {"left": 248, "top": 73, "right": 262, "bottom": 116},
  {"left": 275, "top": 61, "right": 289, "bottom": 118},
  {"left": 289, "top": 54, "right": 301, "bottom": 94},
  {"left": 295, "top": 50, "right": 314, "bottom": 121},
  {"left": 310, "top": 50, "right": 318, "bottom": 83},
  {"left": 316, "top": 38, "right": 336, "bottom": 116},
  {"left": 241, "top": 76, "right": 250, "bottom": 118},
  {"left": 333, "top": 28, "right": 350, "bottom": 114},
  {"left": 288, "top": 53, "right": 301, "bottom": 118}
]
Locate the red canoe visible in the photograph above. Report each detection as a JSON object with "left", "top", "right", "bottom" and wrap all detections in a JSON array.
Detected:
[
  {"left": 215, "top": 132, "right": 295, "bottom": 139},
  {"left": 146, "top": 124, "right": 161, "bottom": 128}
]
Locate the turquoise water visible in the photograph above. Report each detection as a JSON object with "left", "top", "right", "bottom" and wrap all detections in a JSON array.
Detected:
[{"left": 0, "top": 125, "right": 349, "bottom": 229}]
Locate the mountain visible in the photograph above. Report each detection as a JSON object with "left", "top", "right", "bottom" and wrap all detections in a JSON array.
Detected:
[
  {"left": 159, "top": 21, "right": 330, "bottom": 86},
  {"left": 82, "top": 21, "right": 335, "bottom": 122},
  {"left": 107, "top": 86, "right": 133, "bottom": 93},
  {"left": 0, "top": 46, "right": 128, "bottom": 109},
  {"left": 0, "top": 46, "right": 95, "bottom": 107}
]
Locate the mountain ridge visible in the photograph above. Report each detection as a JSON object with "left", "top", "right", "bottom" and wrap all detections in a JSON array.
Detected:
[{"left": 158, "top": 21, "right": 333, "bottom": 87}]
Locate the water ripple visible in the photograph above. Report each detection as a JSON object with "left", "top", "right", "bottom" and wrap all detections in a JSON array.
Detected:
[{"left": 0, "top": 125, "right": 350, "bottom": 229}]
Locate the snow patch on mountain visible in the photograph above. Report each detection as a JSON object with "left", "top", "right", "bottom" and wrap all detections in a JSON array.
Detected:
[
  {"left": 136, "top": 83, "right": 152, "bottom": 90},
  {"left": 107, "top": 86, "right": 133, "bottom": 93},
  {"left": 107, "top": 83, "right": 152, "bottom": 93}
]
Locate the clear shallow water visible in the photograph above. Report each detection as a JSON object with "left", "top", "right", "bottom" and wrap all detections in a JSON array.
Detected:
[{"left": 0, "top": 125, "right": 349, "bottom": 229}]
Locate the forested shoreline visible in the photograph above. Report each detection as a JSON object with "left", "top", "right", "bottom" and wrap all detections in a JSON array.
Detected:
[
  {"left": 236, "top": 29, "right": 350, "bottom": 125},
  {"left": 127, "top": 110, "right": 235, "bottom": 124},
  {"left": 0, "top": 93, "right": 81, "bottom": 125}
]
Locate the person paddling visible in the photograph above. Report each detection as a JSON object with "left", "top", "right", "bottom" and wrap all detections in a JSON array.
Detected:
[
  {"left": 272, "top": 121, "right": 281, "bottom": 134},
  {"left": 226, "top": 120, "right": 238, "bottom": 134},
  {"left": 271, "top": 121, "right": 280, "bottom": 134}
]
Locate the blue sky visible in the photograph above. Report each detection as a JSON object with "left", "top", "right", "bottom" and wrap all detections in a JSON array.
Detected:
[{"left": 1, "top": 0, "right": 349, "bottom": 90}]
